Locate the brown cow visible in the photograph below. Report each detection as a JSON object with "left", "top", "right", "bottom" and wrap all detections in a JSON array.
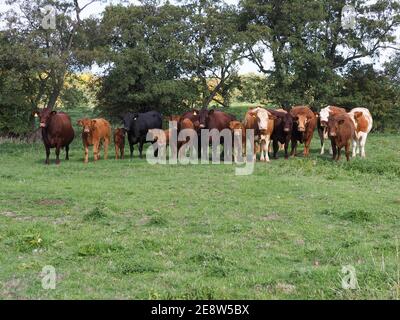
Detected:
[
  {"left": 290, "top": 106, "right": 317, "bottom": 157},
  {"left": 113, "top": 128, "right": 125, "bottom": 160},
  {"left": 318, "top": 106, "right": 347, "bottom": 155},
  {"left": 178, "top": 110, "right": 200, "bottom": 132},
  {"left": 327, "top": 114, "right": 355, "bottom": 162},
  {"left": 77, "top": 118, "right": 111, "bottom": 163},
  {"left": 34, "top": 108, "right": 75, "bottom": 165}
]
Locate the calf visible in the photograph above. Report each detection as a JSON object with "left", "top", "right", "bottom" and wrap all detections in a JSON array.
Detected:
[
  {"left": 113, "top": 128, "right": 125, "bottom": 160},
  {"left": 77, "top": 118, "right": 111, "bottom": 163},
  {"left": 327, "top": 114, "right": 355, "bottom": 162},
  {"left": 318, "top": 106, "right": 347, "bottom": 155},
  {"left": 268, "top": 109, "right": 293, "bottom": 159},
  {"left": 348, "top": 107, "right": 373, "bottom": 158},
  {"left": 34, "top": 108, "right": 75, "bottom": 165},
  {"left": 290, "top": 106, "right": 317, "bottom": 157},
  {"left": 229, "top": 120, "right": 246, "bottom": 163}
]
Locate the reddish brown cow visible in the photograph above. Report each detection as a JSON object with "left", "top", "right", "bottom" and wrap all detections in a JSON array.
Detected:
[
  {"left": 290, "top": 106, "right": 317, "bottom": 157},
  {"left": 34, "top": 108, "right": 75, "bottom": 165},
  {"left": 113, "top": 128, "right": 125, "bottom": 160},
  {"left": 77, "top": 118, "right": 112, "bottom": 163},
  {"left": 327, "top": 114, "right": 355, "bottom": 162}
]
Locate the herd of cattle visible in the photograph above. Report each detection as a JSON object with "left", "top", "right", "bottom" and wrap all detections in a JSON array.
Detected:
[{"left": 33, "top": 105, "right": 373, "bottom": 164}]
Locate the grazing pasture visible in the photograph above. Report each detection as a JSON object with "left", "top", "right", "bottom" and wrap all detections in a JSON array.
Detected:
[{"left": 0, "top": 106, "right": 399, "bottom": 299}]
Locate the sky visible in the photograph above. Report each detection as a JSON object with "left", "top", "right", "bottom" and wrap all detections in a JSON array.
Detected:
[{"left": 0, "top": 0, "right": 399, "bottom": 74}]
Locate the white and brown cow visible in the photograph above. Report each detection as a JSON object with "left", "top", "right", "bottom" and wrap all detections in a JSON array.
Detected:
[
  {"left": 246, "top": 107, "right": 275, "bottom": 162},
  {"left": 318, "top": 106, "right": 347, "bottom": 155},
  {"left": 348, "top": 107, "right": 373, "bottom": 158}
]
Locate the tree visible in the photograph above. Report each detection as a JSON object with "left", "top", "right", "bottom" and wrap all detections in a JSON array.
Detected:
[
  {"left": 179, "top": 0, "right": 250, "bottom": 108},
  {"left": 95, "top": 2, "right": 198, "bottom": 119},
  {"left": 240, "top": 0, "right": 400, "bottom": 106},
  {"left": 1, "top": 0, "right": 104, "bottom": 110}
]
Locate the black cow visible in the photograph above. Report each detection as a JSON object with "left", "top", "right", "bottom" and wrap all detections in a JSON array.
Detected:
[
  {"left": 268, "top": 109, "right": 293, "bottom": 159},
  {"left": 122, "top": 111, "right": 163, "bottom": 159}
]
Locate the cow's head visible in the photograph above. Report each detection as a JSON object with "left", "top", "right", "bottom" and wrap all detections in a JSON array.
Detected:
[
  {"left": 293, "top": 114, "right": 310, "bottom": 132},
  {"left": 77, "top": 118, "right": 96, "bottom": 133},
  {"left": 327, "top": 116, "right": 346, "bottom": 137},
  {"left": 282, "top": 113, "right": 294, "bottom": 133},
  {"left": 34, "top": 108, "right": 56, "bottom": 128},
  {"left": 198, "top": 109, "right": 213, "bottom": 129},
  {"left": 122, "top": 113, "right": 139, "bottom": 133}
]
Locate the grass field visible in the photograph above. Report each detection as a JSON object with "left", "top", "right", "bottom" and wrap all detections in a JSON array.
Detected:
[{"left": 0, "top": 105, "right": 400, "bottom": 299}]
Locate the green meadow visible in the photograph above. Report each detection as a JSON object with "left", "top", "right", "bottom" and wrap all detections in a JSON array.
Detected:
[{"left": 0, "top": 105, "right": 399, "bottom": 299}]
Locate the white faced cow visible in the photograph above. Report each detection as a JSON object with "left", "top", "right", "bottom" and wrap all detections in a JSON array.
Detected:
[
  {"left": 318, "top": 106, "right": 347, "bottom": 155},
  {"left": 248, "top": 107, "right": 275, "bottom": 162},
  {"left": 348, "top": 107, "right": 373, "bottom": 158}
]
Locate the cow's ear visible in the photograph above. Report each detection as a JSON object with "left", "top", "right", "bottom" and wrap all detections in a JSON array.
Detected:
[
  {"left": 51, "top": 111, "right": 57, "bottom": 115},
  {"left": 209, "top": 109, "right": 215, "bottom": 115},
  {"left": 77, "top": 119, "right": 83, "bottom": 126},
  {"left": 91, "top": 120, "right": 97, "bottom": 126},
  {"left": 354, "top": 112, "right": 363, "bottom": 119},
  {"left": 193, "top": 111, "right": 198, "bottom": 116},
  {"left": 32, "top": 111, "right": 39, "bottom": 118}
]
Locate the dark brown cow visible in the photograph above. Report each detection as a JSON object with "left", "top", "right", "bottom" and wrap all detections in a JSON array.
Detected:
[
  {"left": 268, "top": 109, "right": 293, "bottom": 159},
  {"left": 113, "top": 128, "right": 125, "bottom": 160},
  {"left": 290, "top": 106, "right": 317, "bottom": 157},
  {"left": 34, "top": 108, "right": 75, "bottom": 165},
  {"left": 327, "top": 114, "right": 355, "bottom": 161},
  {"left": 198, "top": 109, "right": 236, "bottom": 131}
]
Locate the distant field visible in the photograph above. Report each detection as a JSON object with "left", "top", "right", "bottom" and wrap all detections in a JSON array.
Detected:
[{"left": 0, "top": 106, "right": 400, "bottom": 299}]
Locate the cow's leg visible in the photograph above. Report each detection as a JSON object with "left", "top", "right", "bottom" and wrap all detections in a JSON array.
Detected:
[
  {"left": 345, "top": 140, "right": 351, "bottom": 162},
  {"left": 360, "top": 133, "right": 367, "bottom": 158},
  {"left": 319, "top": 130, "right": 325, "bottom": 155},
  {"left": 290, "top": 138, "right": 297, "bottom": 157},
  {"left": 104, "top": 138, "right": 109, "bottom": 160},
  {"left": 352, "top": 138, "right": 357, "bottom": 158},
  {"left": 115, "top": 145, "right": 119, "bottom": 160},
  {"left": 84, "top": 144, "right": 89, "bottom": 163},
  {"left": 45, "top": 145, "right": 50, "bottom": 165},
  {"left": 273, "top": 139, "right": 279, "bottom": 159},
  {"left": 55, "top": 145, "right": 61, "bottom": 165},
  {"left": 93, "top": 143, "right": 99, "bottom": 162},
  {"left": 139, "top": 139, "right": 144, "bottom": 158},
  {"left": 331, "top": 140, "right": 337, "bottom": 161},
  {"left": 65, "top": 145, "right": 70, "bottom": 160},
  {"left": 129, "top": 143, "right": 134, "bottom": 160},
  {"left": 121, "top": 145, "right": 125, "bottom": 159},
  {"left": 337, "top": 147, "right": 342, "bottom": 161}
]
